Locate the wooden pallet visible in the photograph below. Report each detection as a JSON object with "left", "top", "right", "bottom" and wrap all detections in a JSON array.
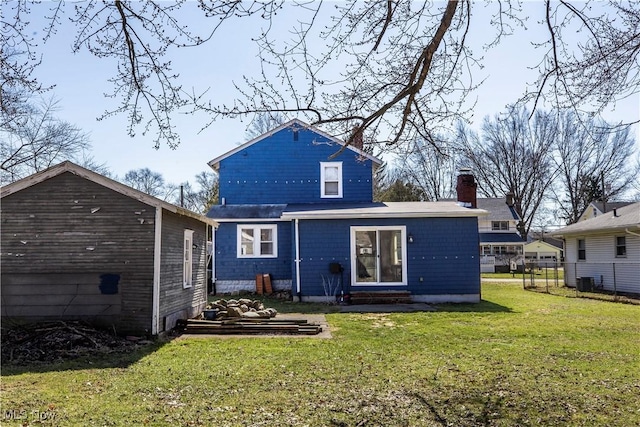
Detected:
[{"left": 177, "top": 318, "right": 323, "bottom": 335}]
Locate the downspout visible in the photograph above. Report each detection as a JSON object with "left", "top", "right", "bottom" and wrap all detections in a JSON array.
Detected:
[
  {"left": 152, "top": 207, "right": 163, "bottom": 335},
  {"left": 294, "top": 218, "right": 301, "bottom": 301},
  {"left": 211, "top": 224, "right": 216, "bottom": 295},
  {"left": 625, "top": 228, "right": 640, "bottom": 238}
]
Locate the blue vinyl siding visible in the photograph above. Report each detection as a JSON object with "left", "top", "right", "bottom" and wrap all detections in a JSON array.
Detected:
[
  {"left": 293, "top": 217, "right": 480, "bottom": 297},
  {"left": 218, "top": 125, "right": 374, "bottom": 204},
  {"left": 214, "top": 222, "right": 292, "bottom": 282}
]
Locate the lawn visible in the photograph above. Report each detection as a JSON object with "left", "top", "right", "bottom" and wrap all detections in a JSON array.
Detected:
[{"left": 2, "top": 283, "right": 639, "bottom": 426}]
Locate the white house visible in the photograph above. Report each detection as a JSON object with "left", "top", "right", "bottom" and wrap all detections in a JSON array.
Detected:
[
  {"left": 553, "top": 201, "right": 640, "bottom": 295},
  {"left": 577, "top": 201, "right": 634, "bottom": 222},
  {"left": 474, "top": 196, "right": 525, "bottom": 273}
]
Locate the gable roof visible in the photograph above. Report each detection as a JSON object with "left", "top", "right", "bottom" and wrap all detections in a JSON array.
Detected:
[
  {"left": 207, "top": 119, "right": 383, "bottom": 171},
  {"left": 1, "top": 161, "right": 217, "bottom": 226},
  {"left": 578, "top": 201, "right": 635, "bottom": 221},
  {"left": 524, "top": 240, "right": 563, "bottom": 253},
  {"left": 553, "top": 201, "right": 640, "bottom": 236},
  {"left": 475, "top": 198, "right": 521, "bottom": 221}
]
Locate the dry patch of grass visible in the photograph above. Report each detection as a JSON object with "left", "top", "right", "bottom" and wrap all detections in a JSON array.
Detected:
[{"left": 2, "top": 283, "right": 639, "bottom": 426}]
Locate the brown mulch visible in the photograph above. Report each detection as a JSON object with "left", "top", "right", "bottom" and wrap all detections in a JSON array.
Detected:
[{"left": 1, "top": 320, "right": 151, "bottom": 366}]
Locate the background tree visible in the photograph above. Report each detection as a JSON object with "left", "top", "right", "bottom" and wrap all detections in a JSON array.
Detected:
[
  {"left": 457, "top": 106, "right": 557, "bottom": 240},
  {"left": 549, "top": 112, "right": 639, "bottom": 224},
  {"left": 1, "top": 97, "right": 91, "bottom": 183},
  {"left": 245, "top": 112, "right": 287, "bottom": 140},
  {"left": 4, "top": 1, "right": 638, "bottom": 151},
  {"left": 122, "top": 168, "right": 169, "bottom": 199},
  {"left": 374, "top": 165, "right": 425, "bottom": 202},
  {"left": 393, "top": 136, "right": 458, "bottom": 201},
  {"left": 178, "top": 171, "right": 219, "bottom": 214}
]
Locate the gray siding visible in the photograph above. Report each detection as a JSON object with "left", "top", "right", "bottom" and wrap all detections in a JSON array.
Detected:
[
  {"left": 158, "top": 211, "right": 208, "bottom": 331},
  {"left": 1, "top": 172, "right": 155, "bottom": 334}
]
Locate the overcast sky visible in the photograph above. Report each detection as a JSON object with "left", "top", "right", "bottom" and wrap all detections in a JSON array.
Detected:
[{"left": 23, "top": 1, "right": 640, "bottom": 185}]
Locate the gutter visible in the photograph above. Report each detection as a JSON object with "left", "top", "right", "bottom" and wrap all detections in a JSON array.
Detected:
[{"left": 625, "top": 228, "right": 640, "bottom": 238}]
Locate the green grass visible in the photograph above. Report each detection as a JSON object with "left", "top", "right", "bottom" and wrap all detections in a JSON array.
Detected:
[{"left": 2, "top": 283, "right": 639, "bottom": 426}]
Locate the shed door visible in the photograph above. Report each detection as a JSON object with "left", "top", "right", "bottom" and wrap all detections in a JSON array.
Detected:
[{"left": 351, "top": 226, "right": 407, "bottom": 286}]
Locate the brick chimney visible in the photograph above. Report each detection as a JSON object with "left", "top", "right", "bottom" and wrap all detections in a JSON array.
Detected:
[
  {"left": 506, "top": 192, "right": 514, "bottom": 207},
  {"left": 352, "top": 126, "right": 364, "bottom": 150},
  {"left": 456, "top": 168, "right": 477, "bottom": 208}
]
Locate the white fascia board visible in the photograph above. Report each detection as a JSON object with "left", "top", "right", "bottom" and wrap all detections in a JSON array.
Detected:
[
  {"left": 281, "top": 210, "right": 487, "bottom": 220},
  {"left": 211, "top": 218, "right": 290, "bottom": 223}
]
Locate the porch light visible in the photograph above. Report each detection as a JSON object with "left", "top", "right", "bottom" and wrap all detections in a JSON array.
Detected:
[{"left": 408, "top": 234, "right": 414, "bottom": 243}]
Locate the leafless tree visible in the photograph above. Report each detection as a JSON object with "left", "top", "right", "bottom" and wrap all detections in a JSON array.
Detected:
[
  {"left": 1, "top": 97, "right": 91, "bottom": 183},
  {"left": 4, "top": 1, "right": 639, "bottom": 151},
  {"left": 174, "top": 171, "right": 219, "bottom": 214},
  {"left": 549, "top": 112, "right": 639, "bottom": 224},
  {"left": 457, "top": 106, "right": 558, "bottom": 240},
  {"left": 393, "top": 136, "right": 458, "bottom": 201},
  {"left": 527, "top": 1, "right": 640, "bottom": 121},
  {"left": 122, "top": 168, "right": 168, "bottom": 198},
  {"left": 245, "top": 112, "right": 287, "bottom": 140}
]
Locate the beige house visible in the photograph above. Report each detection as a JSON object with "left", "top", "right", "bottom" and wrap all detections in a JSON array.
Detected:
[{"left": 524, "top": 240, "right": 562, "bottom": 266}]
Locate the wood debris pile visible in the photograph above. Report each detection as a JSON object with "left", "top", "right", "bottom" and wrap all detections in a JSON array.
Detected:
[
  {"left": 1, "top": 321, "right": 150, "bottom": 366},
  {"left": 176, "top": 318, "right": 323, "bottom": 335}
]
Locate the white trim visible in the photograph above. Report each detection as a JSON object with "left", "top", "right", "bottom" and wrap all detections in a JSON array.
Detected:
[
  {"left": 350, "top": 225, "right": 408, "bottom": 287},
  {"left": 282, "top": 202, "right": 487, "bottom": 220},
  {"left": 320, "top": 162, "right": 343, "bottom": 198},
  {"left": 236, "top": 224, "right": 278, "bottom": 258},
  {"left": 152, "top": 208, "right": 162, "bottom": 335},
  {"left": 183, "top": 229, "right": 194, "bottom": 288},
  {"left": 212, "top": 218, "right": 286, "bottom": 223}
]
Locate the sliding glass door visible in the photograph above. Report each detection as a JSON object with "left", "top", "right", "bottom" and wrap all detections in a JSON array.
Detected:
[{"left": 351, "top": 226, "right": 406, "bottom": 286}]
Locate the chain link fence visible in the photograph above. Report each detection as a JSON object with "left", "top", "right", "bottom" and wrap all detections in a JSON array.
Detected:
[{"left": 521, "top": 260, "right": 640, "bottom": 304}]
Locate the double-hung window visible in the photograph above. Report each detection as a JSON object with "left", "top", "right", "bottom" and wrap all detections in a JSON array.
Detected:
[
  {"left": 491, "top": 221, "right": 509, "bottom": 231},
  {"left": 237, "top": 225, "right": 277, "bottom": 258},
  {"left": 183, "top": 230, "right": 194, "bottom": 288},
  {"left": 320, "top": 162, "right": 343, "bottom": 198},
  {"left": 615, "top": 236, "right": 627, "bottom": 257},
  {"left": 577, "top": 239, "right": 586, "bottom": 261}
]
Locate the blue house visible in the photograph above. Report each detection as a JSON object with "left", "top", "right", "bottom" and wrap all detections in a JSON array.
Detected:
[{"left": 207, "top": 119, "right": 485, "bottom": 303}]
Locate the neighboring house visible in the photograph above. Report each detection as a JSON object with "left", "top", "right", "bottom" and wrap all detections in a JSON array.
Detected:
[
  {"left": 1, "top": 162, "right": 217, "bottom": 335},
  {"left": 476, "top": 196, "right": 526, "bottom": 273},
  {"left": 442, "top": 189, "right": 525, "bottom": 273},
  {"left": 207, "top": 119, "right": 486, "bottom": 303},
  {"left": 524, "top": 240, "right": 563, "bottom": 266},
  {"left": 553, "top": 201, "right": 640, "bottom": 295},
  {"left": 577, "top": 201, "right": 634, "bottom": 222}
]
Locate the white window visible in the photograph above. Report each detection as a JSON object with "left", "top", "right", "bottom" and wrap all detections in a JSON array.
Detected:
[
  {"left": 491, "top": 221, "right": 509, "bottom": 231},
  {"left": 351, "top": 226, "right": 407, "bottom": 286},
  {"left": 183, "top": 230, "right": 194, "bottom": 288},
  {"left": 237, "top": 225, "right": 278, "bottom": 258},
  {"left": 320, "top": 162, "right": 343, "bottom": 198}
]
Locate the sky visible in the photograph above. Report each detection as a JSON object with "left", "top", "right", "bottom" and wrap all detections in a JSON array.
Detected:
[{"left": 18, "top": 1, "right": 640, "bottom": 185}]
